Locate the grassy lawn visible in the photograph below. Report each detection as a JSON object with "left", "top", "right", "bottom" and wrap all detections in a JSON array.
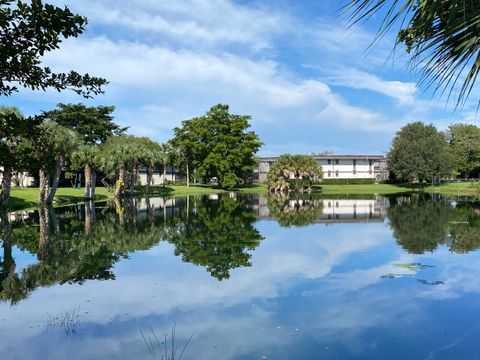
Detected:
[
  {"left": 7, "top": 182, "right": 480, "bottom": 212},
  {"left": 9, "top": 187, "right": 111, "bottom": 211}
]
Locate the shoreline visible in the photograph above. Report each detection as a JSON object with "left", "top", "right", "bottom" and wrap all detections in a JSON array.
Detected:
[{"left": 6, "top": 182, "right": 480, "bottom": 212}]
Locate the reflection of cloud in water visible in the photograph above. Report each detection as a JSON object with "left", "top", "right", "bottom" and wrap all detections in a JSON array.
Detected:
[{"left": 4, "top": 196, "right": 480, "bottom": 358}]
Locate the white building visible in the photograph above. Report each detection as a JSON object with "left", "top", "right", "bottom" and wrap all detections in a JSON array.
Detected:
[
  {"left": 0, "top": 168, "right": 35, "bottom": 188},
  {"left": 254, "top": 155, "right": 388, "bottom": 182}
]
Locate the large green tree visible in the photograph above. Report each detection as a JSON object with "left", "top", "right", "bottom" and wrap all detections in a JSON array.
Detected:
[
  {"left": 171, "top": 104, "right": 263, "bottom": 188},
  {"left": 446, "top": 123, "right": 480, "bottom": 178},
  {"left": 0, "top": 0, "right": 107, "bottom": 97},
  {"left": 388, "top": 122, "right": 452, "bottom": 183},
  {"left": 42, "top": 103, "right": 126, "bottom": 199},
  {"left": 346, "top": 0, "right": 480, "bottom": 107}
]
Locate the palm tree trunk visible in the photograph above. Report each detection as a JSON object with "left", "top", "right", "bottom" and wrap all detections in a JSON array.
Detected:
[
  {"left": 84, "top": 164, "right": 93, "bottom": 200},
  {"left": 129, "top": 163, "right": 138, "bottom": 195},
  {"left": 115, "top": 163, "right": 126, "bottom": 198},
  {"left": 46, "top": 154, "right": 64, "bottom": 204},
  {"left": 186, "top": 162, "right": 190, "bottom": 187},
  {"left": 91, "top": 169, "right": 97, "bottom": 199},
  {"left": 39, "top": 166, "right": 50, "bottom": 203},
  {"left": 163, "top": 165, "right": 167, "bottom": 187},
  {"left": 146, "top": 166, "right": 153, "bottom": 193},
  {"left": 1, "top": 166, "right": 12, "bottom": 208}
]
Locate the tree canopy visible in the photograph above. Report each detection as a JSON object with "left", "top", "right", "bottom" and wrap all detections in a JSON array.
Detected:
[
  {"left": 446, "top": 123, "right": 480, "bottom": 178},
  {"left": 388, "top": 122, "right": 452, "bottom": 182},
  {"left": 171, "top": 104, "right": 263, "bottom": 188},
  {"left": 41, "top": 103, "right": 126, "bottom": 144},
  {"left": 0, "top": 0, "right": 107, "bottom": 97},
  {"left": 346, "top": 0, "right": 480, "bottom": 107}
]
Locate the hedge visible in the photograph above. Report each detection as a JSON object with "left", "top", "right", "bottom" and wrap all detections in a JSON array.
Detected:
[{"left": 320, "top": 178, "right": 377, "bottom": 185}]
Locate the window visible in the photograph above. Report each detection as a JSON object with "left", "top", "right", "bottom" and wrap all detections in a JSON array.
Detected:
[
  {"left": 327, "top": 159, "right": 331, "bottom": 165},
  {"left": 328, "top": 170, "right": 331, "bottom": 177},
  {"left": 335, "top": 159, "right": 339, "bottom": 165},
  {"left": 353, "top": 159, "right": 357, "bottom": 166},
  {"left": 335, "top": 170, "right": 339, "bottom": 177},
  {"left": 353, "top": 169, "right": 356, "bottom": 175}
]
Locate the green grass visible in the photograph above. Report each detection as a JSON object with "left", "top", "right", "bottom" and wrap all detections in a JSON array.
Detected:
[
  {"left": 9, "top": 187, "right": 111, "bottom": 211},
  {"left": 7, "top": 182, "right": 480, "bottom": 212}
]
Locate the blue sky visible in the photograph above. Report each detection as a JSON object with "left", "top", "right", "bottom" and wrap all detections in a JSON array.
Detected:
[{"left": 4, "top": 0, "right": 477, "bottom": 156}]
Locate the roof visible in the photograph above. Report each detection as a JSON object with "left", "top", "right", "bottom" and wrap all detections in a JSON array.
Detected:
[{"left": 257, "top": 155, "right": 386, "bottom": 161}]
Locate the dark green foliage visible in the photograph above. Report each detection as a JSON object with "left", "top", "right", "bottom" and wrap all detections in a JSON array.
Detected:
[
  {"left": 320, "top": 178, "right": 376, "bottom": 185},
  {"left": 0, "top": 0, "right": 107, "bottom": 97},
  {"left": 41, "top": 103, "right": 126, "bottom": 144},
  {"left": 446, "top": 123, "right": 480, "bottom": 178},
  {"left": 346, "top": 0, "right": 480, "bottom": 107},
  {"left": 0, "top": 107, "right": 40, "bottom": 173},
  {"left": 171, "top": 104, "right": 263, "bottom": 188},
  {"left": 388, "top": 122, "right": 452, "bottom": 183}
]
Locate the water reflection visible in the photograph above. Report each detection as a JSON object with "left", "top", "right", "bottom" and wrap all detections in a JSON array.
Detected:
[
  {"left": 388, "top": 194, "right": 480, "bottom": 254},
  {"left": 2, "top": 194, "right": 480, "bottom": 358}
]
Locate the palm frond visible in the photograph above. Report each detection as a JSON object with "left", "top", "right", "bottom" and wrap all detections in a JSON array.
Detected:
[{"left": 344, "top": 0, "right": 480, "bottom": 108}]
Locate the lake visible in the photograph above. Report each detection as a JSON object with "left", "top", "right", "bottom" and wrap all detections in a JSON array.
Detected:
[{"left": 1, "top": 193, "right": 480, "bottom": 359}]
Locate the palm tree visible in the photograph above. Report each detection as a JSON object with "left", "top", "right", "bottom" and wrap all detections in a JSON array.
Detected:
[
  {"left": 30, "top": 121, "right": 80, "bottom": 204},
  {"left": 346, "top": 0, "right": 480, "bottom": 107},
  {"left": 71, "top": 144, "right": 100, "bottom": 200}
]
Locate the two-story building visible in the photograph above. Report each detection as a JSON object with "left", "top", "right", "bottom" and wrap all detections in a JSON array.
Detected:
[{"left": 253, "top": 154, "right": 388, "bottom": 182}]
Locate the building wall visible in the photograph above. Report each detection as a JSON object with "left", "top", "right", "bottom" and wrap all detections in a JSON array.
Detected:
[{"left": 0, "top": 168, "right": 35, "bottom": 188}]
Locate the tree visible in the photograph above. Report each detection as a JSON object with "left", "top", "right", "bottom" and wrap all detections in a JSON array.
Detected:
[
  {"left": 98, "top": 135, "right": 141, "bottom": 198},
  {"left": 27, "top": 121, "right": 80, "bottom": 203},
  {"left": 42, "top": 103, "right": 126, "bottom": 199},
  {"left": 346, "top": 0, "right": 480, "bottom": 107},
  {"left": 0, "top": 107, "right": 40, "bottom": 207},
  {"left": 446, "top": 124, "right": 480, "bottom": 178},
  {"left": 70, "top": 145, "right": 100, "bottom": 199},
  {"left": 388, "top": 122, "right": 452, "bottom": 183},
  {"left": 171, "top": 104, "right": 263, "bottom": 188},
  {"left": 135, "top": 137, "right": 163, "bottom": 193},
  {"left": 0, "top": 1, "right": 107, "bottom": 97},
  {"left": 266, "top": 154, "right": 323, "bottom": 192}
]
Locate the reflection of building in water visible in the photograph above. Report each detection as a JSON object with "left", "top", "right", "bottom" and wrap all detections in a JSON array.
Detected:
[
  {"left": 322, "top": 199, "right": 387, "bottom": 223},
  {"left": 253, "top": 197, "right": 388, "bottom": 224}
]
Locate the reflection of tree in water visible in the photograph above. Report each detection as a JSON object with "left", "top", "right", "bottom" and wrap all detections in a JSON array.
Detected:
[
  {"left": 448, "top": 203, "right": 480, "bottom": 253},
  {"left": 0, "top": 195, "right": 266, "bottom": 303},
  {"left": 267, "top": 193, "right": 324, "bottom": 227},
  {"left": 387, "top": 194, "right": 480, "bottom": 254},
  {"left": 163, "top": 196, "right": 264, "bottom": 281},
  {"left": 387, "top": 194, "right": 453, "bottom": 254},
  {"left": 0, "top": 199, "right": 168, "bottom": 304}
]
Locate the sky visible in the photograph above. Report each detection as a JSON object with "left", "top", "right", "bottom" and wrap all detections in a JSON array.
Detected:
[{"left": 4, "top": 0, "right": 479, "bottom": 156}]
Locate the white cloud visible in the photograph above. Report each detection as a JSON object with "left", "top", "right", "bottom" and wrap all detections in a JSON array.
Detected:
[
  {"left": 324, "top": 67, "right": 418, "bottom": 105},
  {"left": 53, "top": 0, "right": 287, "bottom": 51}
]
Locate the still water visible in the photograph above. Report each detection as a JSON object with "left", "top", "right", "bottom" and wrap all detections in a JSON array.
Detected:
[{"left": 1, "top": 193, "right": 480, "bottom": 359}]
